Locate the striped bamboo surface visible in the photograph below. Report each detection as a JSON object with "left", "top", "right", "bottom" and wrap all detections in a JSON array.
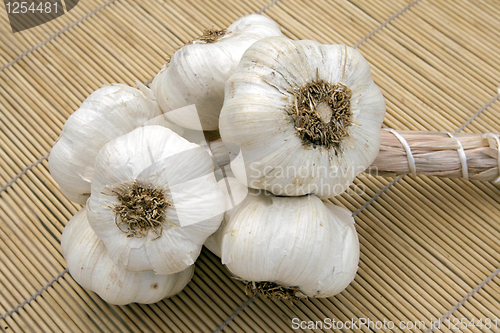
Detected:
[{"left": 1, "top": 0, "right": 500, "bottom": 332}]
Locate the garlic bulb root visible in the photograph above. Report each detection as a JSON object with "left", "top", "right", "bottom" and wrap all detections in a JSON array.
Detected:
[
  {"left": 291, "top": 79, "right": 353, "bottom": 151},
  {"left": 193, "top": 28, "right": 228, "bottom": 44},
  {"left": 111, "top": 180, "right": 171, "bottom": 239},
  {"left": 234, "top": 278, "right": 302, "bottom": 302}
]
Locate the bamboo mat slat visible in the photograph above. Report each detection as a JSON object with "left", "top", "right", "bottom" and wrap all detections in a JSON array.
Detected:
[{"left": 1, "top": 0, "right": 500, "bottom": 332}]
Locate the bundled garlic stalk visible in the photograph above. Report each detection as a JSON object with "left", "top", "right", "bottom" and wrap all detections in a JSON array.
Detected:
[
  {"left": 370, "top": 130, "right": 500, "bottom": 182},
  {"left": 62, "top": 209, "right": 194, "bottom": 305},
  {"left": 219, "top": 36, "right": 386, "bottom": 198},
  {"left": 49, "top": 83, "right": 162, "bottom": 204},
  {"left": 87, "top": 126, "right": 225, "bottom": 275},
  {"left": 152, "top": 14, "right": 283, "bottom": 130},
  {"left": 207, "top": 179, "right": 359, "bottom": 299}
]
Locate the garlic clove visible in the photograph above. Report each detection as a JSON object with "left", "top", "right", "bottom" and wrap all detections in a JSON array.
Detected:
[
  {"left": 61, "top": 209, "right": 194, "bottom": 305},
  {"left": 87, "top": 125, "right": 225, "bottom": 275},
  {"left": 151, "top": 14, "right": 283, "bottom": 131},
  {"left": 49, "top": 83, "right": 162, "bottom": 204},
  {"left": 219, "top": 37, "right": 386, "bottom": 198}
]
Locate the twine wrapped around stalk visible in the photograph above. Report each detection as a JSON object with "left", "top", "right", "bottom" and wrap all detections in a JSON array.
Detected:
[
  {"left": 207, "top": 130, "right": 500, "bottom": 183},
  {"left": 371, "top": 130, "right": 500, "bottom": 182}
]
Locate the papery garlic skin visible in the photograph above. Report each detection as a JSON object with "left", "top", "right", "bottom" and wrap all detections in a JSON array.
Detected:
[
  {"left": 219, "top": 191, "right": 359, "bottom": 298},
  {"left": 61, "top": 209, "right": 194, "bottom": 305},
  {"left": 151, "top": 14, "right": 282, "bottom": 131},
  {"left": 87, "top": 126, "right": 225, "bottom": 275},
  {"left": 49, "top": 83, "right": 162, "bottom": 204},
  {"left": 219, "top": 37, "right": 386, "bottom": 198},
  {"left": 204, "top": 176, "right": 248, "bottom": 257}
]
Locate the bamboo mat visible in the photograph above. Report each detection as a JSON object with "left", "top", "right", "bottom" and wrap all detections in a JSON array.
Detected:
[{"left": 1, "top": 0, "right": 500, "bottom": 332}]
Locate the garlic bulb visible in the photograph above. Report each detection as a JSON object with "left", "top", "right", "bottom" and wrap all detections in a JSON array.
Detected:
[
  {"left": 218, "top": 190, "right": 359, "bottom": 298},
  {"left": 49, "top": 83, "right": 162, "bottom": 204},
  {"left": 87, "top": 126, "right": 225, "bottom": 275},
  {"left": 151, "top": 14, "right": 283, "bottom": 131},
  {"left": 61, "top": 209, "right": 194, "bottom": 305},
  {"left": 219, "top": 37, "right": 386, "bottom": 198}
]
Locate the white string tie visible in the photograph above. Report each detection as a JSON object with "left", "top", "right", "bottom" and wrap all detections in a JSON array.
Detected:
[
  {"left": 483, "top": 132, "right": 500, "bottom": 183},
  {"left": 444, "top": 132, "right": 469, "bottom": 180},
  {"left": 384, "top": 128, "right": 416, "bottom": 177}
]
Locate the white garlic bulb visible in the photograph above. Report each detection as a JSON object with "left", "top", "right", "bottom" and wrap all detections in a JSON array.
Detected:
[
  {"left": 87, "top": 126, "right": 225, "bottom": 275},
  {"left": 218, "top": 190, "right": 359, "bottom": 298},
  {"left": 219, "top": 37, "right": 386, "bottom": 198},
  {"left": 151, "top": 14, "right": 283, "bottom": 131},
  {"left": 49, "top": 83, "right": 162, "bottom": 204},
  {"left": 61, "top": 209, "right": 194, "bottom": 305}
]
